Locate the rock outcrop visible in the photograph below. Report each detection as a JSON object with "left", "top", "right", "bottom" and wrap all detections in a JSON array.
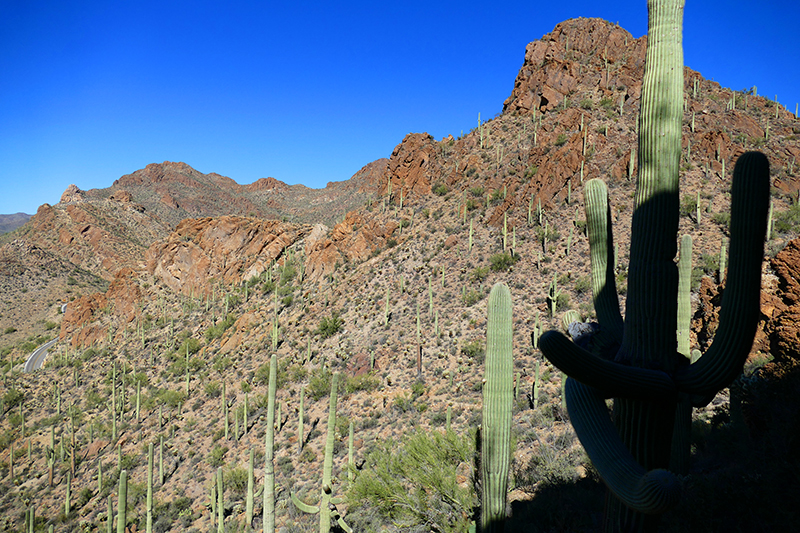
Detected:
[
  {"left": 60, "top": 268, "right": 143, "bottom": 347},
  {"left": 766, "top": 238, "right": 800, "bottom": 363},
  {"left": 146, "top": 216, "right": 313, "bottom": 296},
  {"left": 59, "top": 184, "right": 86, "bottom": 204}
]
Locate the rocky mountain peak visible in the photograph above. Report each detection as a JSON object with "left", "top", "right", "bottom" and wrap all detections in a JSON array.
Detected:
[
  {"left": 59, "top": 183, "right": 86, "bottom": 204},
  {"left": 504, "top": 17, "right": 644, "bottom": 114}
]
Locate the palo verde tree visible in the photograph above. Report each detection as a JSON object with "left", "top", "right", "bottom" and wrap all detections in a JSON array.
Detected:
[{"left": 538, "top": 0, "right": 770, "bottom": 531}]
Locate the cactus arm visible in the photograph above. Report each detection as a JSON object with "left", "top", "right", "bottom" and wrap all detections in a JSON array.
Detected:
[
  {"left": 291, "top": 492, "right": 321, "bottom": 514},
  {"left": 565, "top": 379, "right": 681, "bottom": 514},
  {"left": 584, "top": 179, "right": 624, "bottom": 343},
  {"left": 539, "top": 331, "right": 676, "bottom": 400},
  {"left": 675, "top": 152, "right": 770, "bottom": 396},
  {"left": 480, "top": 283, "right": 514, "bottom": 531}
]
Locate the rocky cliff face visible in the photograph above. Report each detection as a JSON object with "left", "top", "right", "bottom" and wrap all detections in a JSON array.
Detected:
[
  {"left": 146, "top": 216, "right": 313, "bottom": 296},
  {"left": 60, "top": 268, "right": 142, "bottom": 347}
]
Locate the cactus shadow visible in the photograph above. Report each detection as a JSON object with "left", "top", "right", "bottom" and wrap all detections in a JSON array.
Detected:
[{"left": 504, "top": 477, "right": 605, "bottom": 532}]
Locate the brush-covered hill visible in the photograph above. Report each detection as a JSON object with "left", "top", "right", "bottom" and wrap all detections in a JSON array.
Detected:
[
  {"left": 2, "top": 17, "right": 800, "bottom": 533},
  {"left": 0, "top": 213, "right": 32, "bottom": 235}
]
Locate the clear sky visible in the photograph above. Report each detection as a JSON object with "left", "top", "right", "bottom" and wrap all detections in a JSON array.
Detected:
[{"left": 2, "top": 1, "right": 798, "bottom": 215}]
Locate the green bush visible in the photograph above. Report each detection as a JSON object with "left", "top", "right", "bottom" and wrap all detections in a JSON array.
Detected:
[
  {"left": 208, "top": 446, "right": 228, "bottom": 467},
  {"left": 317, "top": 312, "right": 343, "bottom": 339},
  {"left": 555, "top": 133, "right": 568, "bottom": 146},
  {"left": 432, "top": 183, "right": 449, "bottom": 196},
  {"left": 204, "top": 314, "right": 236, "bottom": 341},
  {"left": 489, "top": 252, "right": 518, "bottom": 272},
  {"left": 461, "top": 340, "right": 485, "bottom": 365},
  {"left": 774, "top": 203, "right": 800, "bottom": 234},
  {"left": 346, "top": 429, "right": 477, "bottom": 533},
  {"left": 178, "top": 337, "right": 202, "bottom": 356},
  {"left": 308, "top": 369, "right": 333, "bottom": 402},
  {"left": 469, "top": 266, "right": 489, "bottom": 283},
  {"left": 345, "top": 373, "right": 380, "bottom": 395},
  {"left": 2, "top": 388, "right": 24, "bottom": 411},
  {"left": 226, "top": 466, "right": 249, "bottom": 496},
  {"left": 463, "top": 290, "right": 483, "bottom": 306}
]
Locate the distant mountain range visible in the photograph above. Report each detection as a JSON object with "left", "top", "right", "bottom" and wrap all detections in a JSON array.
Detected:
[{"left": 0, "top": 212, "right": 31, "bottom": 234}]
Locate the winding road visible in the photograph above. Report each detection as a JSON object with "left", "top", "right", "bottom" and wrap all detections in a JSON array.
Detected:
[{"left": 24, "top": 338, "right": 57, "bottom": 372}]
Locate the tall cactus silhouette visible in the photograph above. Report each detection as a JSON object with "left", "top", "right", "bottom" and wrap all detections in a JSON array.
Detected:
[
  {"left": 481, "top": 283, "right": 513, "bottom": 531},
  {"left": 538, "top": 0, "right": 770, "bottom": 530}
]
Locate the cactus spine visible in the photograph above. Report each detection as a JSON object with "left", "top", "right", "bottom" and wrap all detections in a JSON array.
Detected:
[
  {"left": 538, "top": 1, "right": 770, "bottom": 529},
  {"left": 481, "top": 283, "right": 513, "bottom": 531}
]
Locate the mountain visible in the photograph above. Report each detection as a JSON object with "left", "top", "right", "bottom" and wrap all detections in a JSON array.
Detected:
[
  {"left": 2, "top": 17, "right": 800, "bottom": 532},
  {"left": 0, "top": 212, "right": 31, "bottom": 234}
]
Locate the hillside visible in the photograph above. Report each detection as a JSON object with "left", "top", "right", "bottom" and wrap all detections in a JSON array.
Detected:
[
  {"left": 0, "top": 213, "right": 31, "bottom": 235},
  {"left": 2, "top": 17, "right": 800, "bottom": 532}
]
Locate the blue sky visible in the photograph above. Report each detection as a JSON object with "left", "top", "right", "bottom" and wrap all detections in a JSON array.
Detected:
[{"left": 1, "top": 1, "right": 798, "bottom": 215}]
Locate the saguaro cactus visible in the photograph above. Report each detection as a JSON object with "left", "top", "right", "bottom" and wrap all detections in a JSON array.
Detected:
[
  {"left": 117, "top": 470, "right": 127, "bottom": 533},
  {"left": 481, "top": 283, "right": 513, "bottom": 532},
  {"left": 263, "top": 353, "right": 277, "bottom": 533},
  {"left": 291, "top": 373, "right": 351, "bottom": 533},
  {"left": 538, "top": 0, "right": 770, "bottom": 530}
]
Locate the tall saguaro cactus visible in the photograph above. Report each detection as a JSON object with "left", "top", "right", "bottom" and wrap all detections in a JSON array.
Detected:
[
  {"left": 263, "top": 353, "right": 277, "bottom": 533},
  {"left": 538, "top": 0, "right": 770, "bottom": 531},
  {"left": 481, "top": 283, "right": 513, "bottom": 532}
]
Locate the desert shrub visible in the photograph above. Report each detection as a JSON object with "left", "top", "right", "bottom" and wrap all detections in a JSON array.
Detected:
[
  {"left": 461, "top": 340, "right": 485, "bottom": 365},
  {"left": 469, "top": 266, "right": 489, "bottom": 283},
  {"left": 555, "top": 133, "right": 568, "bottom": 146},
  {"left": 432, "top": 183, "right": 448, "bottom": 196},
  {"left": 574, "top": 275, "right": 591, "bottom": 295},
  {"left": 345, "top": 373, "right": 380, "bottom": 395},
  {"left": 346, "top": 429, "right": 477, "bottom": 533},
  {"left": 253, "top": 360, "right": 288, "bottom": 389},
  {"left": 308, "top": 369, "right": 333, "bottom": 402},
  {"left": 489, "top": 252, "right": 518, "bottom": 272},
  {"left": 317, "top": 312, "right": 343, "bottom": 339},
  {"left": 514, "top": 429, "right": 584, "bottom": 487},
  {"left": 226, "top": 466, "right": 249, "bottom": 496},
  {"left": 3, "top": 388, "right": 24, "bottom": 411},
  {"left": 463, "top": 289, "right": 483, "bottom": 306},
  {"left": 178, "top": 337, "right": 202, "bottom": 356},
  {"left": 158, "top": 389, "right": 187, "bottom": 409},
  {"left": 208, "top": 445, "right": 228, "bottom": 467},
  {"left": 204, "top": 314, "right": 236, "bottom": 341},
  {"left": 204, "top": 382, "right": 221, "bottom": 398},
  {"left": 774, "top": 202, "right": 800, "bottom": 234}
]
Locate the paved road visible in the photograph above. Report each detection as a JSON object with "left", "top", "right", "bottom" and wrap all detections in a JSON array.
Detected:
[{"left": 24, "top": 338, "right": 57, "bottom": 372}]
